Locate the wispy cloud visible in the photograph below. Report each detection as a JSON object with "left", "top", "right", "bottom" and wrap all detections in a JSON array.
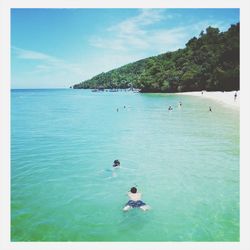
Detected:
[
  {"left": 90, "top": 9, "right": 168, "bottom": 51},
  {"left": 12, "top": 46, "right": 83, "bottom": 75},
  {"left": 108, "top": 9, "right": 166, "bottom": 36},
  {"left": 12, "top": 47, "right": 52, "bottom": 60},
  {"left": 90, "top": 9, "right": 232, "bottom": 54}
]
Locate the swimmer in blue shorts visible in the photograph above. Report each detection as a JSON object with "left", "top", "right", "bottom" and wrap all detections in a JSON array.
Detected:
[{"left": 123, "top": 187, "right": 150, "bottom": 211}]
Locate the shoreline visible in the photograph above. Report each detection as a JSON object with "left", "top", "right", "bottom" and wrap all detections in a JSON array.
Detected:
[{"left": 176, "top": 91, "right": 240, "bottom": 109}]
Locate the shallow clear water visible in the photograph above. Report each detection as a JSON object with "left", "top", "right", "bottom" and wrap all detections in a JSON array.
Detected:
[{"left": 11, "top": 89, "right": 239, "bottom": 241}]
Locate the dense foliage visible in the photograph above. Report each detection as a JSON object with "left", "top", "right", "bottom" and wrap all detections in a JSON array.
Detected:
[{"left": 73, "top": 23, "right": 239, "bottom": 92}]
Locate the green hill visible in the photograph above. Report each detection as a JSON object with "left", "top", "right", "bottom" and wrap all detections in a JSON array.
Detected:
[{"left": 73, "top": 23, "right": 239, "bottom": 92}]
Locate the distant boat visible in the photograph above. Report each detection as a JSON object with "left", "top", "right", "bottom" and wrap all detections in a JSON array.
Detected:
[
  {"left": 133, "top": 89, "right": 141, "bottom": 93},
  {"left": 92, "top": 86, "right": 105, "bottom": 92},
  {"left": 98, "top": 86, "right": 105, "bottom": 91}
]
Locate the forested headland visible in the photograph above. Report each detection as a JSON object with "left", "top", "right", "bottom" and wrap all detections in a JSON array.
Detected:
[{"left": 73, "top": 23, "right": 239, "bottom": 93}]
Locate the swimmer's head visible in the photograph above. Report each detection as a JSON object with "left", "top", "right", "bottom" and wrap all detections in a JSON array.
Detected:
[
  {"left": 113, "top": 159, "right": 120, "bottom": 167},
  {"left": 130, "top": 187, "right": 137, "bottom": 193}
]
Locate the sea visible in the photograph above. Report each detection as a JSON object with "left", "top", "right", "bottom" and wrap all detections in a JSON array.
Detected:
[{"left": 11, "top": 89, "right": 239, "bottom": 241}]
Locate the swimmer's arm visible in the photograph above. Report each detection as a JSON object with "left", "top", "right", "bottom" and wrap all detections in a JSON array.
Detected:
[{"left": 127, "top": 192, "right": 132, "bottom": 198}]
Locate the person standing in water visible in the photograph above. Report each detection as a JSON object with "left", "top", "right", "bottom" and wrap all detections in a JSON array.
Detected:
[
  {"left": 209, "top": 106, "right": 212, "bottom": 112},
  {"left": 234, "top": 91, "right": 237, "bottom": 101},
  {"left": 123, "top": 187, "right": 150, "bottom": 211}
]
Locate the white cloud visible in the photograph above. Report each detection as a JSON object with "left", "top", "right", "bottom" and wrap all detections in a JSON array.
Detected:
[
  {"left": 108, "top": 9, "right": 165, "bottom": 35},
  {"left": 13, "top": 48, "right": 51, "bottom": 60},
  {"left": 12, "top": 46, "right": 83, "bottom": 75},
  {"left": 12, "top": 46, "right": 87, "bottom": 88},
  {"left": 89, "top": 10, "right": 231, "bottom": 55},
  {"left": 90, "top": 9, "right": 167, "bottom": 51},
  {"left": 89, "top": 37, "right": 126, "bottom": 51}
]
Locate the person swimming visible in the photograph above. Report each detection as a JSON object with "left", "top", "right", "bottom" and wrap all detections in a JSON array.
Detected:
[
  {"left": 113, "top": 159, "right": 120, "bottom": 168},
  {"left": 168, "top": 106, "right": 173, "bottom": 111},
  {"left": 123, "top": 187, "right": 150, "bottom": 211}
]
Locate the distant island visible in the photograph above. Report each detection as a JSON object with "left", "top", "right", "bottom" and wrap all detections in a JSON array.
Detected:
[{"left": 73, "top": 23, "right": 239, "bottom": 93}]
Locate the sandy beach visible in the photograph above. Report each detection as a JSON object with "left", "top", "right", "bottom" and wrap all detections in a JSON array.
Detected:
[{"left": 176, "top": 91, "right": 240, "bottom": 109}]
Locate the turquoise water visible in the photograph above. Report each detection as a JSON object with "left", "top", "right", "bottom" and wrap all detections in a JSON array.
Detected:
[{"left": 11, "top": 89, "right": 239, "bottom": 241}]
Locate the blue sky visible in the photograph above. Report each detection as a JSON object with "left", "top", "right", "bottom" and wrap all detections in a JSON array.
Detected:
[{"left": 11, "top": 8, "right": 239, "bottom": 89}]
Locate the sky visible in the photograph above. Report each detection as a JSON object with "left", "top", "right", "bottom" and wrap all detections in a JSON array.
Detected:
[{"left": 11, "top": 8, "right": 239, "bottom": 89}]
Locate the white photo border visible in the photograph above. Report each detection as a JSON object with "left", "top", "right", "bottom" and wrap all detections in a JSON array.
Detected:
[{"left": 1, "top": 0, "right": 249, "bottom": 249}]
